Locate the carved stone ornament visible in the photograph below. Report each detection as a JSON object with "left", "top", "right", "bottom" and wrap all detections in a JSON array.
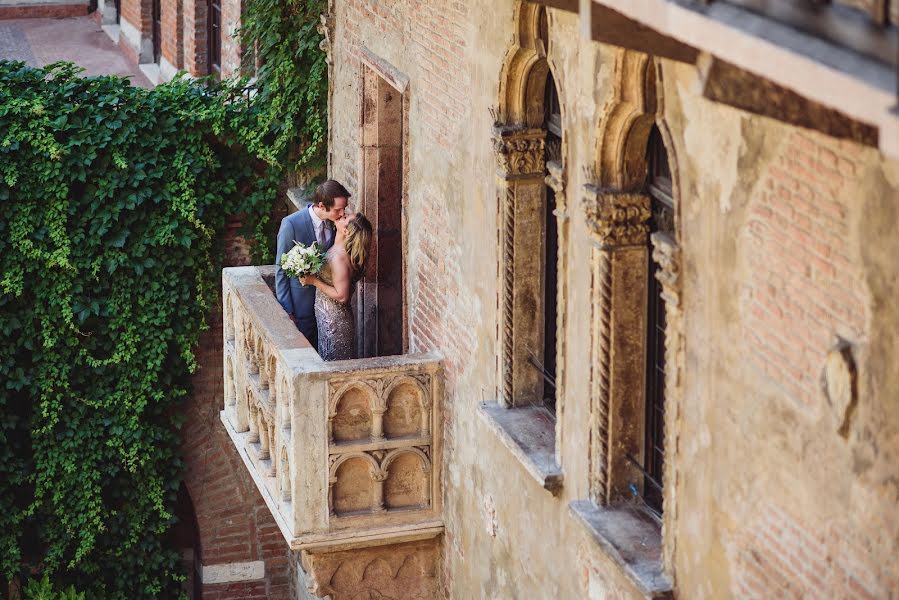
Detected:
[
  {"left": 318, "top": 13, "right": 335, "bottom": 64},
  {"left": 651, "top": 231, "right": 680, "bottom": 308},
  {"left": 545, "top": 159, "right": 567, "bottom": 214},
  {"left": 822, "top": 340, "right": 857, "bottom": 439},
  {"left": 492, "top": 126, "right": 546, "bottom": 178},
  {"left": 583, "top": 185, "right": 652, "bottom": 249}
]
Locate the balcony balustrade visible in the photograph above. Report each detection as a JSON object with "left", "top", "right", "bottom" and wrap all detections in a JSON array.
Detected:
[{"left": 220, "top": 266, "right": 443, "bottom": 552}]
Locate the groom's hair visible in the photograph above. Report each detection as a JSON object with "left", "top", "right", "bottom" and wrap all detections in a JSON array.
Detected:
[{"left": 314, "top": 179, "right": 351, "bottom": 208}]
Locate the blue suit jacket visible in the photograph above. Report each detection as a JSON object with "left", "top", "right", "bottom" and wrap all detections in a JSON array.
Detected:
[{"left": 275, "top": 206, "right": 334, "bottom": 345}]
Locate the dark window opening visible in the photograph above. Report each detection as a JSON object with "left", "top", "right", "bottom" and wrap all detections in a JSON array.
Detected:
[
  {"left": 208, "top": 0, "right": 222, "bottom": 76},
  {"left": 541, "top": 73, "right": 561, "bottom": 413},
  {"left": 643, "top": 125, "right": 672, "bottom": 516},
  {"left": 152, "top": 0, "right": 162, "bottom": 64}
]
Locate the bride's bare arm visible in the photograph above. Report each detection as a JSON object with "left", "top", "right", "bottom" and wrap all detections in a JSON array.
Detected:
[{"left": 307, "top": 254, "right": 352, "bottom": 303}]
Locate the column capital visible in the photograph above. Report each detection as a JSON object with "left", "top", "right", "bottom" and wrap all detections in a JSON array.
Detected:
[
  {"left": 492, "top": 125, "right": 546, "bottom": 179},
  {"left": 583, "top": 185, "right": 652, "bottom": 249}
]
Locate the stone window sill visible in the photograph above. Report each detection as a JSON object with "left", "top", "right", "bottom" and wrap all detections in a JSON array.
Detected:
[
  {"left": 569, "top": 500, "right": 672, "bottom": 599},
  {"left": 477, "top": 401, "right": 563, "bottom": 496}
]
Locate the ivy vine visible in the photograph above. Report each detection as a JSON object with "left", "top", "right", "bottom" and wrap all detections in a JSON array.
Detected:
[
  {"left": 0, "top": 59, "right": 283, "bottom": 597},
  {"left": 239, "top": 0, "right": 329, "bottom": 173},
  {"left": 1, "top": 1, "right": 326, "bottom": 596}
]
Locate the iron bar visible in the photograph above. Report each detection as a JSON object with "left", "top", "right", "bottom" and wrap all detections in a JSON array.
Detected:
[
  {"left": 625, "top": 452, "right": 664, "bottom": 493},
  {"left": 527, "top": 353, "right": 556, "bottom": 390}
]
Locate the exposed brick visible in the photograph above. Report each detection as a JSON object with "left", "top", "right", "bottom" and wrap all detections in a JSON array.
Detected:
[
  {"left": 742, "top": 131, "right": 867, "bottom": 409},
  {"left": 180, "top": 223, "right": 290, "bottom": 599}
]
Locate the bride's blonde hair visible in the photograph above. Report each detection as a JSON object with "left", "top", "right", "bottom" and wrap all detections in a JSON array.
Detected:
[{"left": 345, "top": 213, "right": 373, "bottom": 280}]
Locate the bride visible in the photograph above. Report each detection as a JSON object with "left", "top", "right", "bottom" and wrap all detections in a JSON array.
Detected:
[{"left": 300, "top": 211, "right": 373, "bottom": 361}]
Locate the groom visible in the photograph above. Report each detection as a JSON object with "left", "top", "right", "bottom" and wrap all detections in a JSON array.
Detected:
[{"left": 275, "top": 179, "right": 350, "bottom": 348}]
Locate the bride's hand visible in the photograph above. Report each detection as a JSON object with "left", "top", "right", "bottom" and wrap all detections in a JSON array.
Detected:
[{"left": 300, "top": 274, "right": 319, "bottom": 287}]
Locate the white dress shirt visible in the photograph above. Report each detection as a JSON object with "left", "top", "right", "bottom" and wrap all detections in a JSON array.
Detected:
[{"left": 308, "top": 204, "right": 326, "bottom": 245}]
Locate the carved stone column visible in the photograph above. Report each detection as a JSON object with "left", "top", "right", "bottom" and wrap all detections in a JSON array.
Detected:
[
  {"left": 493, "top": 125, "right": 547, "bottom": 407},
  {"left": 372, "top": 470, "right": 387, "bottom": 513},
  {"left": 651, "top": 231, "right": 683, "bottom": 574},
  {"left": 583, "top": 185, "right": 651, "bottom": 505},
  {"left": 546, "top": 159, "right": 567, "bottom": 431}
]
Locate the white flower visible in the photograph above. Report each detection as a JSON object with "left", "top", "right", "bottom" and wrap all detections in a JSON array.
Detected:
[{"left": 281, "top": 241, "right": 326, "bottom": 279}]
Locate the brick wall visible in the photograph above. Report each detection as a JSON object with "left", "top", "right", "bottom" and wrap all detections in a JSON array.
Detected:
[
  {"left": 182, "top": 0, "right": 207, "bottom": 75},
  {"left": 339, "top": 0, "right": 468, "bottom": 148},
  {"left": 333, "top": 3, "right": 474, "bottom": 596},
  {"left": 220, "top": 0, "right": 242, "bottom": 77},
  {"left": 160, "top": 0, "right": 183, "bottom": 71},
  {"left": 730, "top": 501, "right": 897, "bottom": 599},
  {"left": 180, "top": 224, "right": 290, "bottom": 599},
  {"left": 118, "top": 0, "right": 151, "bottom": 64},
  {"left": 114, "top": 0, "right": 228, "bottom": 77},
  {"left": 742, "top": 131, "right": 868, "bottom": 408}
]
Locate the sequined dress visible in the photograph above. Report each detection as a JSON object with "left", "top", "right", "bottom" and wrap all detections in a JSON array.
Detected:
[{"left": 314, "top": 253, "right": 355, "bottom": 361}]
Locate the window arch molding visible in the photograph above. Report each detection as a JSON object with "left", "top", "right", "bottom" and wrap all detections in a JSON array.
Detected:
[
  {"left": 492, "top": 2, "right": 569, "bottom": 416},
  {"left": 582, "top": 50, "right": 685, "bottom": 578}
]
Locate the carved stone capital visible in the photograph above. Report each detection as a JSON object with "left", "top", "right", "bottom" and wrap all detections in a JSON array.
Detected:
[
  {"left": 492, "top": 126, "right": 546, "bottom": 179},
  {"left": 583, "top": 186, "right": 651, "bottom": 249}
]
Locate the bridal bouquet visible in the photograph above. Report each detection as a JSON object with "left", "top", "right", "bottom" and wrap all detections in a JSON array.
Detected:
[{"left": 281, "top": 241, "right": 326, "bottom": 279}]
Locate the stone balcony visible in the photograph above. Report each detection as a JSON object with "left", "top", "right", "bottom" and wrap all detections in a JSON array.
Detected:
[{"left": 220, "top": 266, "right": 444, "bottom": 558}]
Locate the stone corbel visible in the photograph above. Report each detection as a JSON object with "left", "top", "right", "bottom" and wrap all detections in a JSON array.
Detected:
[
  {"left": 582, "top": 185, "right": 651, "bottom": 250},
  {"left": 492, "top": 125, "right": 547, "bottom": 180}
]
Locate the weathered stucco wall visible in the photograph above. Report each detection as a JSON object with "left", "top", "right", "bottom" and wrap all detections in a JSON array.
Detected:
[
  {"left": 326, "top": 1, "right": 899, "bottom": 598},
  {"left": 662, "top": 60, "right": 899, "bottom": 598}
]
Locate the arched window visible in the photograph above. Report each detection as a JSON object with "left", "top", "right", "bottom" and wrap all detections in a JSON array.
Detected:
[
  {"left": 541, "top": 73, "right": 562, "bottom": 412},
  {"left": 643, "top": 125, "right": 673, "bottom": 515}
]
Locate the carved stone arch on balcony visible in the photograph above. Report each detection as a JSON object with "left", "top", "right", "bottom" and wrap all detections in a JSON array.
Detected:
[
  {"left": 257, "top": 409, "right": 270, "bottom": 461},
  {"left": 264, "top": 352, "right": 277, "bottom": 391},
  {"left": 224, "top": 352, "right": 236, "bottom": 407},
  {"left": 383, "top": 375, "right": 429, "bottom": 439},
  {"left": 382, "top": 447, "right": 431, "bottom": 510},
  {"left": 279, "top": 445, "right": 290, "bottom": 502},
  {"left": 224, "top": 292, "right": 235, "bottom": 341},
  {"left": 329, "top": 381, "right": 378, "bottom": 443},
  {"left": 278, "top": 373, "right": 291, "bottom": 427},
  {"left": 248, "top": 399, "right": 260, "bottom": 443},
  {"left": 256, "top": 335, "right": 269, "bottom": 388},
  {"left": 329, "top": 452, "right": 382, "bottom": 516}
]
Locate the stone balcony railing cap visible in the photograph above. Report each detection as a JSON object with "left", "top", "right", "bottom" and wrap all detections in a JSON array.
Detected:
[{"left": 223, "top": 266, "right": 314, "bottom": 353}]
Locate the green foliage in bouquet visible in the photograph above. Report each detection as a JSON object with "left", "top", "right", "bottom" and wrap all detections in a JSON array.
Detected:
[{"left": 0, "top": 59, "right": 293, "bottom": 597}]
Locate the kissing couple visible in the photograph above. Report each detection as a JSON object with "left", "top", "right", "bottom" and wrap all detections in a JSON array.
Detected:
[{"left": 274, "top": 179, "right": 373, "bottom": 361}]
